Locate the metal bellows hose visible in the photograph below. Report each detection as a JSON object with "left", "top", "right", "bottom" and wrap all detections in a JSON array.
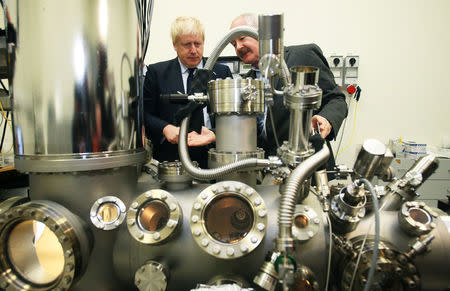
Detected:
[{"left": 277, "top": 144, "right": 330, "bottom": 251}]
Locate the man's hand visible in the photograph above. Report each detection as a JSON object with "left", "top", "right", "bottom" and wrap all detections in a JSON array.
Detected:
[
  {"left": 311, "top": 115, "right": 332, "bottom": 139},
  {"left": 162, "top": 124, "right": 180, "bottom": 144},
  {"left": 187, "top": 126, "right": 216, "bottom": 146}
]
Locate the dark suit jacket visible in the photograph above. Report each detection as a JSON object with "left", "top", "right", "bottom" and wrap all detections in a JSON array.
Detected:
[
  {"left": 143, "top": 57, "right": 232, "bottom": 168},
  {"left": 246, "top": 44, "right": 348, "bottom": 172}
]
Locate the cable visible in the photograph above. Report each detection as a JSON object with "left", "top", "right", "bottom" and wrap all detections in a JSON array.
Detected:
[
  {"left": 348, "top": 178, "right": 380, "bottom": 291},
  {"left": 268, "top": 105, "right": 280, "bottom": 149},
  {"left": 325, "top": 213, "right": 333, "bottom": 291},
  {"left": 334, "top": 97, "right": 351, "bottom": 159},
  {"left": 335, "top": 100, "right": 358, "bottom": 157},
  {"left": 0, "top": 100, "right": 13, "bottom": 155}
]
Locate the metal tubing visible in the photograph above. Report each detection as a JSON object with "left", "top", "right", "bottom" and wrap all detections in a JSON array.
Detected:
[
  {"left": 277, "top": 143, "right": 330, "bottom": 252},
  {"left": 204, "top": 26, "right": 258, "bottom": 71}
]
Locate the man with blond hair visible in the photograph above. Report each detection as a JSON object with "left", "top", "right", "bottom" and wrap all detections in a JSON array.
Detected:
[{"left": 144, "top": 16, "right": 232, "bottom": 168}]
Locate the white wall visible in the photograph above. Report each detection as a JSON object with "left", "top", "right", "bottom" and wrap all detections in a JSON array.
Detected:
[{"left": 145, "top": 0, "right": 450, "bottom": 166}]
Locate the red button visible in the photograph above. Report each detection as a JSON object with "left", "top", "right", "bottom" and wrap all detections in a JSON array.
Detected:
[{"left": 347, "top": 84, "right": 356, "bottom": 95}]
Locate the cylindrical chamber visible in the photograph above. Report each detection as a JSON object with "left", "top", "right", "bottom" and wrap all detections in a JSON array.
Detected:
[
  {"left": 208, "top": 78, "right": 264, "bottom": 115},
  {"left": 288, "top": 109, "right": 313, "bottom": 154},
  {"left": 10, "top": 0, "right": 146, "bottom": 172},
  {"left": 215, "top": 115, "right": 257, "bottom": 152},
  {"left": 284, "top": 66, "right": 322, "bottom": 156},
  {"left": 352, "top": 139, "right": 386, "bottom": 180}
]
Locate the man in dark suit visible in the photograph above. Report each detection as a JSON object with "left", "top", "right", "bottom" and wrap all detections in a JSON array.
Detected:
[
  {"left": 230, "top": 14, "right": 347, "bottom": 173},
  {"left": 144, "top": 16, "right": 232, "bottom": 168}
]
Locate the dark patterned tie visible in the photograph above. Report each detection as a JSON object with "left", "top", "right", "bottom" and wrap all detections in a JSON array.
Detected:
[{"left": 186, "top": 68, "right": 196, "bottom": 94}]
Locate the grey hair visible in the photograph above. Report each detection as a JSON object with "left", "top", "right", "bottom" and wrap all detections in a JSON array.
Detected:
[{"left": 231, "top": 13, "right": 258, "bottom": 29}]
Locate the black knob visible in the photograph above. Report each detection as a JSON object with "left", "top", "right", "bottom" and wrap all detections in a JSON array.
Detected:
[{"left": 333, "top": 58, "right": 340, "bottom": 67}]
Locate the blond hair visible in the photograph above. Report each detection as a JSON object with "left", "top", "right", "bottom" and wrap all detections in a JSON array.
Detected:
[{"left": 170, "top": 16, "right": 205, "bottom": 43}]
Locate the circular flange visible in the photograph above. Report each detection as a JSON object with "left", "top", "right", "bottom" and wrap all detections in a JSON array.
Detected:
[
  {"left": 90, "top": 196, "right": 126, "bottom": 230},
  {"left": 398, "top": 201, "right": 437, "bottom": 236},
  {"left": 134, "top": 260, "right": 168, "bottom": 291},
  {"left": 158, "top": 160, "right": 195, "bottom": 186},
  {"left": 190, "top": 181, "right": 267, "bottom": 259},
  {"left": 0, "top": 201, "right": 92, "bottom": 291},
  {"left": 127, "top": 189, "right": 183, "bottom": 244},
  {"left": 292, "top": 205, "right": 321, "bottom": 242},
  {"left": 207, "top": 78, "right": 264, "bottom": 114},
  {"left": 208, "top": 148, "right": 265, "bottom": 165}
]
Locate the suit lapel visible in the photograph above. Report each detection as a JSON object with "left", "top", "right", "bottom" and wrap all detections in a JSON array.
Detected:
[{"left": 169, "top": 58, "right": 185, "bottom": 93}]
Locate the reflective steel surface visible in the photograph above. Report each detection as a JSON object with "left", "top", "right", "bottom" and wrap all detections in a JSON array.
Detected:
[{"left": 10, "top": 0, "right": 144, "bottom": 166}]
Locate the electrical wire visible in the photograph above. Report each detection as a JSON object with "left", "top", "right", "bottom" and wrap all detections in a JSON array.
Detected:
[
  {"left": 348, "top": 178, "right": 380, "bottom": 291},
  {"left": 325, "top": 213, "right": 333, "bottom": 291},
  {"left": 335, "top": 100, "right": 358, "bottom": 157},
  {"left": 334, "top": 97, "right": 351, "bottom": 159},
  {"left": 0, "top": 100, "right": 13, "bottom": 155}
]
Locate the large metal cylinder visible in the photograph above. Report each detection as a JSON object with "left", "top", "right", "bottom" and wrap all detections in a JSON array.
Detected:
[{"left": 10, "top": 0, "right": 146, "bottom": 173}]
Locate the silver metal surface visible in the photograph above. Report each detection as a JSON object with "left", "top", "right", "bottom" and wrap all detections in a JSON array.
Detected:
[
  {"left": 289, "top": 66, "right": 320, "bottom": 92},
  {"left": 0, "top": 201, "right": 92, "bottom": 291},
  {"left": 288, "top": 109, "right": 313, "bottom": 154},
  {"left": 10, "top": 0, "right": 145, "bottom": 171},
  {"left": 398, "top": 201, "right": 437, "bottom": 236},
  {"left": 258, "top": 14, "right": 284, "bottom": 79},
  {"left": 283, "top": 66, "right": 322, "bottom": 156},
  {"left": 342, "top": 210, "right": 450, "bottom": 291},
  {"left": 292, "top": 204, "right": 320, "bottom": 241},
  {"left": 158, "top": 160, "right": 193, "bottom": 190},
  {"left": 127, "top": 189, "right": 183, "bottom": 245},
  {"left": 190, "top": 181, "right": 267, "bottom": 259},
  {"left": 353, "top": 139, "right": 387, "bottom": 180},
  {"left": 208, "top": 79, "right": 264, "bottom": 115},
  {"left": 330, "top": 186, "right": 366, "bottom": 234},
  {"left": 113, "top": 183, "right": 330, "bottom": 290},
  {"left": 90, "top": 196, "right": 127, "bottom": 230},
  {"left": 208, "top": 149, "right": 265, "bottom": 165},
  {"left": 215, "top": 115, "right": 257, "bottom": 152},
  {"left": 208, "top": 149, "right": 265, "bottom": 185},
  {"left": 15, "top": 150, "right": 147, "bottom": 173},
  {"left": 134, "top": 261, "right": 168, "bottom": 291},
  {"left": 277, "top": 141, "right": 314, "bottom": 168}
]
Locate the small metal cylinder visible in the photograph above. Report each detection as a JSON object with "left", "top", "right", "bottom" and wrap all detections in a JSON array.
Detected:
[
  {"left": 353, "top": 139, "right": 387, "bottom": 180},
  {"left": 258, "top": 14, "right": 284, "bottom": 58},
  {"left": 284, "top": 66, "right": 321, "bottom": 155}
]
